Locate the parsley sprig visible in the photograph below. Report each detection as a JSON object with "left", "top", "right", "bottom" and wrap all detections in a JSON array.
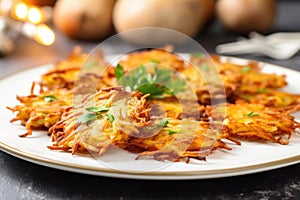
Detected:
[
  {"left": 157, "top": 118, "right": 169, "bottom": 127},
  {"left": 257, "top": 88, "right": 268, "bottom": 93},
  {"left": 149, "top": 58, "right": 160, "bottom": 63},
  {"left": 192, "top": 52, "right": 205, "bottom": 58},
  {"left": 77, "top": 106, "right": 111, "bottom": 125},
  {"left": 105, "top": 113, "right": 115, "bottom": 123},
  {"left": 244, "top": 111, "right": 259, "bottom": 117},
  {"left": 43, "top": 95, "right": 58, "bottom": 102},
  {"left": 240, "top": 66, "right": 251, "bottom": 73},
  {"left": 77, "top": 113, "right": 100, "bottom": 125},
  {"left": 146, "top": 118, "right": 169, "bottom": 130},
  {"left": 114, "top": 64, "right": 125, "bottom": 81},
  {"left": 114, "top": 64, "right": 186, "bottom": 98},
  {"left": 168, "top": 130, "right": 178, "bottom": 135},
  {"left": 85, "top": 106, "right": 109, "bottom": 113},
  {"left": 201, "top": 63, "right": 209, "bottom": 72}
]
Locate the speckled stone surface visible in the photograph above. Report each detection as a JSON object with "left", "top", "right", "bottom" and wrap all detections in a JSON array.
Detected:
[{"left": 1, "top": 1, "right": 300, "bottom": 199}]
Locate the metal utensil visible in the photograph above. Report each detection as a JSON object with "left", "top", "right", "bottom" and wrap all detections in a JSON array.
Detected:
[{"left": 216, "top": 32, "right": 300, "bottom": 60}]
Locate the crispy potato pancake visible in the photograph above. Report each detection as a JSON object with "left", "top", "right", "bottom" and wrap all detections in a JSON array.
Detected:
[
  {"left": 8, "top": 48, "right": 117, "bottom": 135},
  {"left": 192, "top": 55, "right": 287, "bottom": 93},
  {"left": 40, "top": 47, "right": 116, "bottom": 92},
  {"left": 7, "top": 83, "right": 73, "bottom": 137},
  {"left": 211, "top": 102, "right": 300, "bottom": 144},
  {"left": 49, "top": 88, "right": 151, "bottom": 154},
  {"left": 118, "top": 47, "right": 186, "bottom": 71},
  {"left": 134, "top": 120, "right": 233, "bottom": 162},
  {"left": 48, "top": 87, "right": 233, "bottom": 161},
  {"left": 231, "top": 90, "right": 300, "bottom": 111},
  {"left": 40, "top": 47, "right": 88, "bottom": 90},
  {"left": 8, "top": 47, "right": 300, "bottom": 163}
]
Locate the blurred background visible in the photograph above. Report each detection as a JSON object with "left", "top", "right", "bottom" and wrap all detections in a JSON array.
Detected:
[{"left": 0, "top": 0, "right": 300, "bottom": 76}]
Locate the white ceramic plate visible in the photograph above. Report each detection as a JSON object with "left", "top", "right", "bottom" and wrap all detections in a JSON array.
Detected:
[{"left": 0, "top": 56, "right": 300, "bottom": 180}]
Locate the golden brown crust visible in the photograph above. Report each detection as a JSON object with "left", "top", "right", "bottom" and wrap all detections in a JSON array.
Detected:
[{"left": 7, "top": 47, "right": 300, "bottom": 163}]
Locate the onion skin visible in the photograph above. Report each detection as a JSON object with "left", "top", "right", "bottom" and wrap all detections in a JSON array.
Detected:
[
  {"left": 216, "top": 0, "right": 277, "bottom": 33},
  {"left": 53, "top": 0, "right": 115, "bottom": 40}
]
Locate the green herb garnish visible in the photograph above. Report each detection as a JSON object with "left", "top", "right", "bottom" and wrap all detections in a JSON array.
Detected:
[
  {"left": 192, "top": 52, "right": 205, "bottom": 58},
  {"left": 201, "top": 63, "right": 209, "bottom": 72},
  {"left": 168, "top": 130, "right": 178, "bottom": 135},
  {"left": 114, "top": 64, "right": 125, "bottom": 80},
  {"left": 115, "top": 65, "right": 186, "bottom": 98},
  {"left": 240, "top": 66, "right": 251, "bottom": 73},
  {"left": 77, "top": 113, "right": 100, "bottom": 125},
  {"left": 43, "top": 95, "right": 58, "bottom": 102},
  {"left": 157, "top": 118, "right": 169, "bottom": 127},
  {"left": 77, "top": 106, "right": 110, "bottom": 125},
  {"left": 85, "top": 106, "right": 109, "bottom": 113},
  {"left": 105, "top": 113, "right": 115, "bottom": 123},
  {"left": 149, "top": 58, "right": 160, "bottom": 63},
  {"left": 257, "top": 88, "right": 268, "bottom": 93},
  {"left": 244, "top": 111, "right": 259, "bottom": 117},
  {"left": 145, "top": 118, "right": 169, "bottom": 130}
]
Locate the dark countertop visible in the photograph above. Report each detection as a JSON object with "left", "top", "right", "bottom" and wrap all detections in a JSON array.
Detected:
[{"left": 1, "top": 1, "right": 300, "bottom": 199}]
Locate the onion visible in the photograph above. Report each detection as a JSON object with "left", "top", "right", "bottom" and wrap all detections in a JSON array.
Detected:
[
  {"left": 53, "top": 0, "right": 115, "bottom": 40},
  {"left": 216, "top": 0, "right": 277, "bottom": 33},
  {"left": 113, "top": 0, "right": 207, "bottom": 44}
]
